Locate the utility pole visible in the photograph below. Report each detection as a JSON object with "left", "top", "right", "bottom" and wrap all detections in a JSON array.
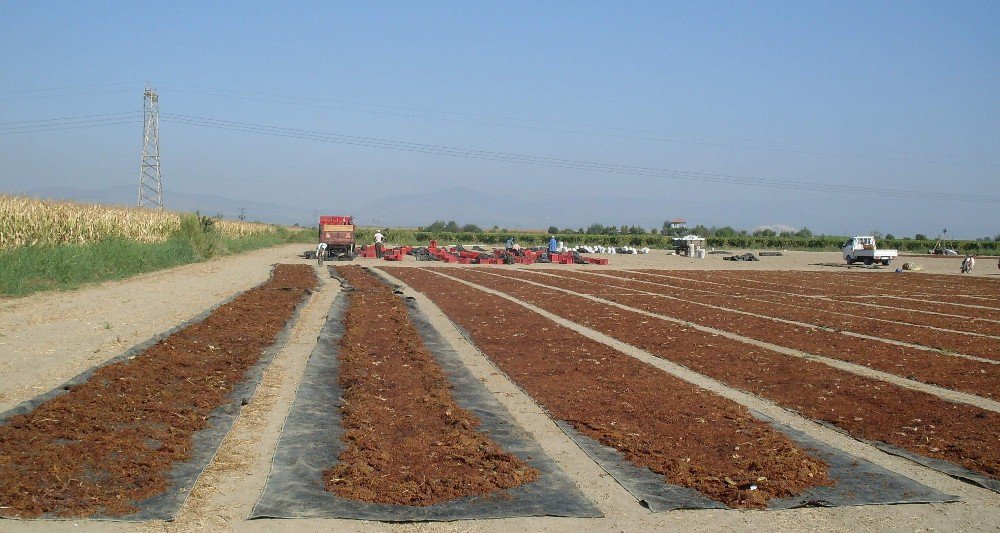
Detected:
[
  {"left": 138, "top": 85, "right": 164, "bottom": 209},
  {"left": 239, "top": 207, "right": 246, "bottom": 221}
]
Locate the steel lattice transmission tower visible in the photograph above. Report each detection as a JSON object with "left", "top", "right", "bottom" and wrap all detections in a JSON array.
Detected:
[{"left": 137, "top": 85, "right": 164, "bottom": 209}]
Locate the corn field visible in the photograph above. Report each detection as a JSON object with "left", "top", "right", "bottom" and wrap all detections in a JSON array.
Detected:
[{"left": 0, "top": 195, "right": 277, "bottom": 249}]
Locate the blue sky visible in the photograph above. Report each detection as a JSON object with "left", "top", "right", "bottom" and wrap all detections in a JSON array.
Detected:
[{"left": 1, "top": 1, "right": 997, "bottom": 237}]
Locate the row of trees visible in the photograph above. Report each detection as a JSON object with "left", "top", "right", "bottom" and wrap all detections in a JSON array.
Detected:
[
  {"left": 540, "top": 223, "right": 818, "bottom": 238},
  {"left": 419, "top": 220, "right": 999, "bottom": 243},
  {"left": 421, "top": 220, "right": 484, "bottom": 233}
]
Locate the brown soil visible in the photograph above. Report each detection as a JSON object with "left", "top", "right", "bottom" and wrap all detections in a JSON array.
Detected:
[
  {"left": 620, "top": 270, "right": 1000, "bottom": 361},
  {"left": 383, "top": 267, "right": 832, "bottom": 509},
  {"left": 324, "top": 265, "right": 538, "bottom": 506},
  {"left": 548, "top": 270, "right": 999, "bottom": 399},
  {"left": 643, "top": 270, "right": 1000, "bottom": 336},
  {"left": 0, "top": 264, "right": 316, "bottom": 518},
  {"left": 666, "top": 270, "right": 1000, "bottom": 318},
  {"left": 437, "top": 268, "right": 1000, "bottom": 483}
]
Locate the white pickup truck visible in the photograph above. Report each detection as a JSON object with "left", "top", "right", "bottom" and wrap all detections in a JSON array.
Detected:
[{"left": 843, "top": 236, "right": 898, "bottom": 265}]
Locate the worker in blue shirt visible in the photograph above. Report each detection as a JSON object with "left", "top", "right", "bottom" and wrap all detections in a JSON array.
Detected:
[
  {"left": 505, "top": 236, "right": 515, "bottom": 250},
  {"left": 548, "top": 235, "right": 558, "bottom": 255}
]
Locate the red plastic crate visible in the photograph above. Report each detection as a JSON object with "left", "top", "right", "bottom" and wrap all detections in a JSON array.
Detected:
[
  {"left": 319, "top": 215, "right": 353, "bottom": 225},
  {"left": 585, "top": 257, "right": 609, "bottom": 265}
]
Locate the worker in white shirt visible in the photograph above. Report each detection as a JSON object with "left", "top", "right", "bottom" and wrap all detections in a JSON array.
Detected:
[
  {"left": 374, "top": 230, "right": 385, "bottom": 259},
  {"left": 316, "top": 242, "right": 328, "bottom": 265}
]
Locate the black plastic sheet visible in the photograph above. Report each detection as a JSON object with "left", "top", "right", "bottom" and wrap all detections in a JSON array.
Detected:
[
  {"left": 251, "top": 282, "right": 600, "bottom": 521},
  {"left": 0, "top": 268, "right": 311, "bottom": 521}
]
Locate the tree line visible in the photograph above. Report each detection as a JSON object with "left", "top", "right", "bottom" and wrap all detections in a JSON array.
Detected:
[{"left": 420, "top": 219, "right": 999, "bottom": 243}]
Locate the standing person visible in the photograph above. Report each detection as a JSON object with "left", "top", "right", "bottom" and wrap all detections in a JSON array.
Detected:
[
  {"left": 374, "top": 229, "right": 385, "bottom": 259},
  {"left": 505, "top": 236, "right": 515, "bottom": 250},
  {"left": 548, "top": 235, "right": 558, "bottom": 256},
  {"left": 316, "top": 242, "right": 328, "bottom": 265}
]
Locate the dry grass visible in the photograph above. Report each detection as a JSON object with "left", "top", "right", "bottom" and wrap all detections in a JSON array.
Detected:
[{"left": 0, "top": 195, "right": 278, "bottom": 249}]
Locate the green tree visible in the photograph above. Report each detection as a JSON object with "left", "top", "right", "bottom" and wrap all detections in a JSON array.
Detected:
[
  {"left": 586, "top": 223, "right": 605, "bottom": 235},
  {"left": 914, "top": 233, "right": 928, "bottom": 240},
  {"left": 423, "top": 220, "right": 446, "bottom": 232},
  {"left": 443, "top": 220, "right": 460, "bottom": 232},
  {"left": 691, "top": 224, "right": 711, "bottom": 237},
  {"left": 460, "top": 223, "right": 482, "bottom": 232},
  {"left": 795, "top": 227, "right": 813, "bottom": 238},
  {"left": 715, "top": 226, "right": 737, "bottom": 237},
  {"left": 547, "top": 226, "right": 560, "bottom": 234}
]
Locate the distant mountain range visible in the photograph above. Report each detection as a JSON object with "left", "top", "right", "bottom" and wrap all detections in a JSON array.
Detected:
[
  {"left": 352, "top": 186, "right": 721, "bottom": 230},
  {"left": 20, "top": 184, "right": 780, "bottom": 232}
]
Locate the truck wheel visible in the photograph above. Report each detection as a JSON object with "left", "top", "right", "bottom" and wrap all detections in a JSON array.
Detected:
[
  {"left": 864, "top": 258, "right": 873, "bottom": 265},
  {"left": 846, "top": 256, "right": 854, "bottom": 265},
  {"left": 881, "top": 259, "right": 890, "bottom": 266}
]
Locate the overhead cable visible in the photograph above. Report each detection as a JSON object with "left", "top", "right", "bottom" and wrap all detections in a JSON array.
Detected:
[{"left": 159, "top": 113, "right": 998, "bottom": 204}]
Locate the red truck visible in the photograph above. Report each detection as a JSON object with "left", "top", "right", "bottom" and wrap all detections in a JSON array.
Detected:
[{"left": 316, "top": 215, "right": 356, "bottom": 263}]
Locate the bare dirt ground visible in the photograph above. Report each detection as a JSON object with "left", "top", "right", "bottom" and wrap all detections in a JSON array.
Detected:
[{"left": 2, "top": 246, "right": 999, "bottom": 532}]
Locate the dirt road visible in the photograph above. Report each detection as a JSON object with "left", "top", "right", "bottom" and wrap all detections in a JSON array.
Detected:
[{"left": 2, "top": 247, "right": 998, "bottom": 532}]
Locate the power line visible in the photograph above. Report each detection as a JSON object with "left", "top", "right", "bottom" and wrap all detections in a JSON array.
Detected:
[
  {"left": 0, "top": 112, "right": 142, "bottom": 135},
  {"left": 0, "top": 111, "right": 140, "bottom": 125},
  {"left": 158, "top": 82, "right": 998, "bottom": 166},
  {"left": 159, "top": 112, "right": 999, "bottom": 204}
]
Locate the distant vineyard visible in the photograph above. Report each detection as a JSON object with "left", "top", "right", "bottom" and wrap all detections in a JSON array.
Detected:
[
  {"left": 355, "top": 227, "right": 1000, "bottom": 254},
  {"left": 0, "top": 195, "right": 279, "bottom": 249}
]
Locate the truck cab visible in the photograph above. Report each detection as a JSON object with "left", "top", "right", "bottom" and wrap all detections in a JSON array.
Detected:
[{"left": 842, "top": 236, "right": 897, "bottom": 266}]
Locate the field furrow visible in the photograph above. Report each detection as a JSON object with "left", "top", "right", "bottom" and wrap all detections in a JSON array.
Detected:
[
  {"left": 326, "top": 266, "right": 539, "bottom": 505},
  {"left": 434, "top": 267, "right": 1000, "bottom": 484},
  {"left": 383, "top": 267, "right": 833, "bottom": 509},
  {"left": 533, "top": 270, "right": 999, "bottom": 399},
  {"left": 658, "top": 270, "right": 1000, "bottom": 322},
  {"left": 0, "top": 264, "right": 316, "bottom": 518},
  {"left": 620, "top": 270, "right": 1000, "bottom": 360}
]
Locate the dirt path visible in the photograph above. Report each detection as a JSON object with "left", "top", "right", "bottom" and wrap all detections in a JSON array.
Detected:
[
  {"left": 2, "top": 249, "right": 999, "bottom": 531},
  {"left": 0, "top": 244, "right": 308, "bottom": 413}
]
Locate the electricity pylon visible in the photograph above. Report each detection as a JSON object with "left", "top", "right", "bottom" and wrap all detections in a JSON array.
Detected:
[{"left": 138, "top": 85, "right": 163, "bottom": 209}]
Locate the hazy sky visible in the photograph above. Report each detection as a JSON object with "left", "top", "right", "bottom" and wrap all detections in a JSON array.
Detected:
[{"left": 1, "top": 1, "right": 997, "bottom": 237}]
